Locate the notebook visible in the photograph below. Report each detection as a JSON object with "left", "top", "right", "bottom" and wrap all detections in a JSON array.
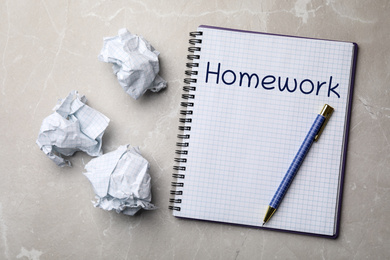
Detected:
[{"left": 169, "top": 25, "right": 358, "bottom": 238}]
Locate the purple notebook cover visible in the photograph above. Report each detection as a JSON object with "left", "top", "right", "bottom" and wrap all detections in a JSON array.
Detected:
[{"left": 171, "top": 25, "right": 358, "bottom": 239}]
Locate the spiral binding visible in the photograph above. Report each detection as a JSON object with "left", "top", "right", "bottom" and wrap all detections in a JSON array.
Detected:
[{"left": 169, "top": 31, "right": 202, "bottom": 211}]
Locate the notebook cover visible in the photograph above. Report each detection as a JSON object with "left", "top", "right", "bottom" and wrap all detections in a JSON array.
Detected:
[{"left": 171, "top": 25, "right": 358, "bottom": 238}]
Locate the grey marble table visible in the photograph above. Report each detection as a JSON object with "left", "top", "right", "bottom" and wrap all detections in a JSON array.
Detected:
[{"left": 0, "top": 1, "right": 389, "bottom": 259}]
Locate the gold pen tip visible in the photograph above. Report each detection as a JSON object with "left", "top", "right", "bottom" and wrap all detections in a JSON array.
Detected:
[{"left": 263, "top": 206, "right": 276, "bottom": 224}]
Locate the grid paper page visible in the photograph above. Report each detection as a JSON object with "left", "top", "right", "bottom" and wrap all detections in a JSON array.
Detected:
[{"left": 173, "top": 26, "right": 355, "bottom": 236}]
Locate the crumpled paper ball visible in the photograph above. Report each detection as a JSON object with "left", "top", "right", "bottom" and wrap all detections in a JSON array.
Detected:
[
  {"left": 36, "top": 90, "right": 110, "bottom": 167},
  {"left": 83, "top": 144, "right": 156, "bottom": 215},
  {"left": 98, "top": 28, "right": 167, "bottom": 100}
]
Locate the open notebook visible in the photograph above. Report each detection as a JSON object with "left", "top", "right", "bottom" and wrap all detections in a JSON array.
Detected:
[{"left": 169, "top": 25, "right": 358, "bottom": 238}]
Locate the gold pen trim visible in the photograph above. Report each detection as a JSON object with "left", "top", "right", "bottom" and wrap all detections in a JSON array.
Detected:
[{"left": 314, "top": 104, "right": 334, "bottom": 142}]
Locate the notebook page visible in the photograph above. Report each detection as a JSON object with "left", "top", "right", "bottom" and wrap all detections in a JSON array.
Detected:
[{"left": 174, "top": 26, "right": 354, "bottom": 236}]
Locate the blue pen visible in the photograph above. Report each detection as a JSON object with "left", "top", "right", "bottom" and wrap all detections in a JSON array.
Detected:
[{"left": 263, "top": 104, "right": 334, "bottom": 225}]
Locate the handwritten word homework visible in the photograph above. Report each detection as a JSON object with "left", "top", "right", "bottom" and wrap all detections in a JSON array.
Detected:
[{"left": 205, "top": 62, "right": 340, "bottom": 98}]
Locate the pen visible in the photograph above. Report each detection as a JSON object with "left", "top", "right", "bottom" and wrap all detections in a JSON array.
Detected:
[{"left": 263, "top": 104, "right": 334, "bottom": 225}]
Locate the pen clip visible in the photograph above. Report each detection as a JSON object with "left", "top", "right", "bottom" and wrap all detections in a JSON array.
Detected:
[{"left": 314, "top": 104, "right": 334, "bottom": 142}]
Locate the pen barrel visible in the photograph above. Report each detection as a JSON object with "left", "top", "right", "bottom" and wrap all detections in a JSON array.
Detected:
[{"left": 269, "top": 114, "right": 325, "bottom": 209}]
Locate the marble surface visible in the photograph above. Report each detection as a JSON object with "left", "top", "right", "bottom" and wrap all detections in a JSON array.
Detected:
[{"left": 0, "top": 1, "right": 389, "bottom": 259}]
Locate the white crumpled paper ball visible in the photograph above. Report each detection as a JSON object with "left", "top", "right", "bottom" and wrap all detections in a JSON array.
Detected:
[
  {"left": 83, "top": 144, "right": 156, "bottom": 215},
  {"left": 36, "top": 90, "right": 109, "bottom": 167},
  {"left": 98, "top": 28, "right": 167, "bottom": 100}
]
